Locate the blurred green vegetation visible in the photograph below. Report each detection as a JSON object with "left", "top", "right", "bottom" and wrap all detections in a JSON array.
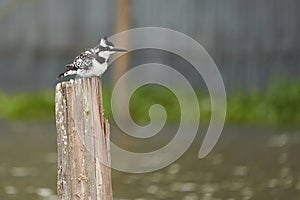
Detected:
[
  {"left": 226, "top": 80, "right": 300, "bottom": 126},
  {"left": 0, "top": 80, "right": 299, "bottom": 127},
  {"left": 0, "top": 91, "right": 54, "bottom": 121}
]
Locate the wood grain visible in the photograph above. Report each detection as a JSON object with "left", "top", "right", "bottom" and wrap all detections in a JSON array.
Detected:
[{"left": 55, "top": 77, "right": 112, "bottom": 200}]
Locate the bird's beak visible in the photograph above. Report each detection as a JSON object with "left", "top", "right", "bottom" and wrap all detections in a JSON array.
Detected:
[{"left": 111, "top": 47, "right": 127, "bottom": 52}]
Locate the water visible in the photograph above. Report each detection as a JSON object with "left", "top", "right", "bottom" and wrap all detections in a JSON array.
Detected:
[{"left": 0, "top": 122, "right": 300, "bottom": 199}]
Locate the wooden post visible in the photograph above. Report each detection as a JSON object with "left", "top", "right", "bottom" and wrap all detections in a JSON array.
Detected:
[
  {"left": 114, "top": 0, "right": 131, "bottom": 83},
  {"left": 113, "top": 0, "right": 132, "bottom": 123},
  {"left": 55, "top": 77, "right": 112, "bottom": 200}
]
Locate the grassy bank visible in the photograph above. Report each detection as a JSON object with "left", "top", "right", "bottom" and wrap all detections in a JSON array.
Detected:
[
  {"left": 226, "top": 81, "right": 300, "bottom": 126},
  {"left": 0, "top": 81, "right": 299, "bottom": 127}
]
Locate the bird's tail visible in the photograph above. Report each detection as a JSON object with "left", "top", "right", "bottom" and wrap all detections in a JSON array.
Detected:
[
  {"left": 58, "top": 63, "right": 77, "bottom": 78},
  {"left": 57, "top": 69, "right": 77, "bottom": 78}
]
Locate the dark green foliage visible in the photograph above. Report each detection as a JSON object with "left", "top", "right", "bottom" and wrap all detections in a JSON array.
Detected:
[
  {"left": 0, "top": 80, "right": 299, "bottom": 127},
  {"left": 0, "top": 91, "right": 55, "bottom": 121},
  {"left": 226, "top": 80, "right": 300, "bottom": 126}
]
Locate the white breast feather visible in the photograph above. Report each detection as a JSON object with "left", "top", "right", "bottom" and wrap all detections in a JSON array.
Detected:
[{"left": 77, "top": 58, "right": 108, "bottom": 77}]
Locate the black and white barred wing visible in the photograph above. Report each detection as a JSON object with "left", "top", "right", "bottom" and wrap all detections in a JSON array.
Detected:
[
  {"left": 58, "top": 50, "right": 95, "bottom": 78},
  {"left": 72, "top": 50, "right": 95, "bottom": 70}
]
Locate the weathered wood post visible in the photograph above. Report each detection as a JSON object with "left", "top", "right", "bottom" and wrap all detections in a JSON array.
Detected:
[{"left": 55, "top": 77, "right": 112, "bottom": 199}]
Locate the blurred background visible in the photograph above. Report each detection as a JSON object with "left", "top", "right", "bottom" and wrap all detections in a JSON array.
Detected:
[{"left": 0, "top": 0, "right": 300, "bottom": 199}]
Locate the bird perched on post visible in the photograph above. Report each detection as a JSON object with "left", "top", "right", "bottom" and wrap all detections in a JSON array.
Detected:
[{"left": 58, "top": 37, "right": 127, "bottom": 78}]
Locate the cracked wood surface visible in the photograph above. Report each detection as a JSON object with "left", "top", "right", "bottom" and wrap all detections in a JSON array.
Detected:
[{"left": 55, "top": 77, "right": 112, "bottom": 200}]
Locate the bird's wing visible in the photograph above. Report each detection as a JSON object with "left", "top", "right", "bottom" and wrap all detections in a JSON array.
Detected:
[
  {"left": 77, "top": 53, "right": 95, "bottom": 70},
  {"left": 66, "top": 63, "right": 76, "bottom": 69}
]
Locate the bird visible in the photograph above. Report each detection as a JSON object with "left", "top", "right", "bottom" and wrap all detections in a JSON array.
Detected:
[{"left": 58, "top": 37, "right": 127, "bottom": 78}]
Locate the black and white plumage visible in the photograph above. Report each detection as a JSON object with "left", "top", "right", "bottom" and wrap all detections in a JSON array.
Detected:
[{"left": 58, "top": 37, "right": 127, "bottom": 78}]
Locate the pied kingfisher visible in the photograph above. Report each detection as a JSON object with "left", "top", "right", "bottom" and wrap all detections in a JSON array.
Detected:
[{"left": 58, "top": 37, "right": 127, "bottom": 78}]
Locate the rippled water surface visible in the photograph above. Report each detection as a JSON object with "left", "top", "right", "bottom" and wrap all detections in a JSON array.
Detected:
[{"left": 0, "top": 122, "right": 300, "bottom": 200}]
